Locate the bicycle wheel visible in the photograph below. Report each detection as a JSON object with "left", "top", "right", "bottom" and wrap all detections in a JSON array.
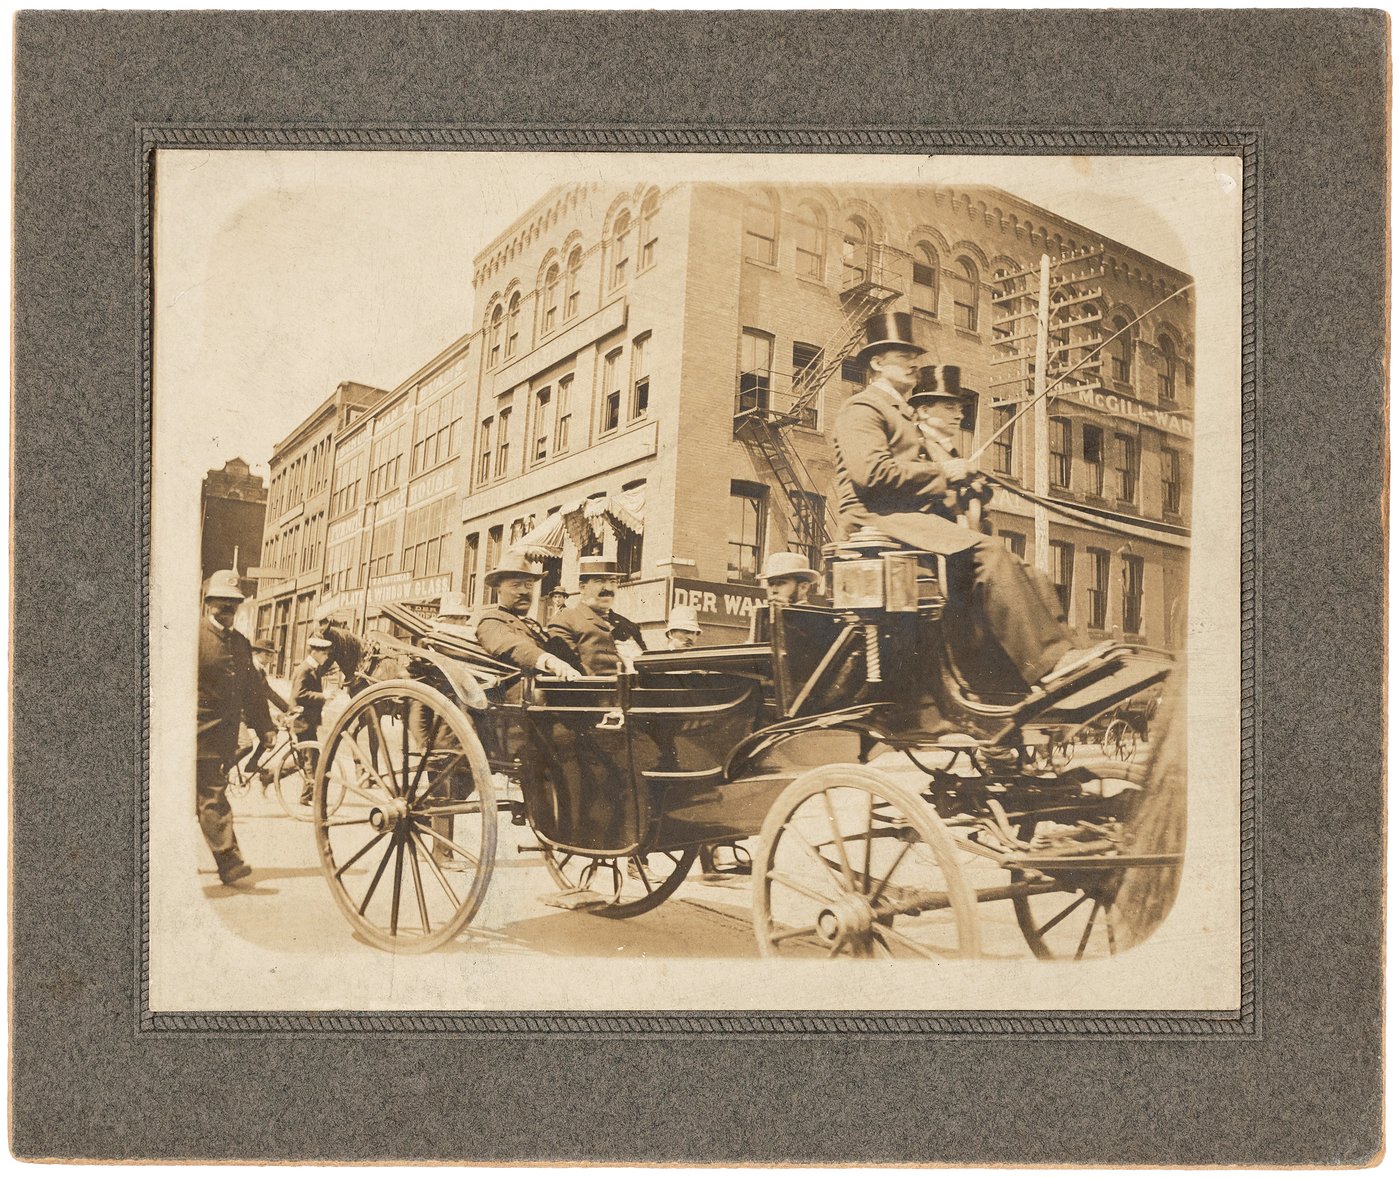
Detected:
[{"left": 273, "top": 740, "right": 322, "bottom": 820}]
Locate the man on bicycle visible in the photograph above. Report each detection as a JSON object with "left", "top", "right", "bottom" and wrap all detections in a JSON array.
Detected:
[{"left": 291, "top": 636, "right": 334, "bottom": 805}]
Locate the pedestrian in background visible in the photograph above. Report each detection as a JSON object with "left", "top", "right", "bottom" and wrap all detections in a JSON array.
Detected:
[
  {"left": 664, "top": 605, "right": 703, "bottom": 650},
  {"left": 749, "top": 551, "right": 821, "bottom": 643},
  {"left": 240, "top": 640, "right": 289, "bottom": 788},
  {"left": 197, "top": 570, "right": 273, "bottom": 886},
  {"left": 291, "top": 635, "right": 334, "bottom": 805}
]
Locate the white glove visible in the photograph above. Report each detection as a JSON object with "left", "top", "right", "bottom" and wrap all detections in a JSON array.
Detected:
[{"left": 538, "top": 653, "right": 581, "bottom": 681}]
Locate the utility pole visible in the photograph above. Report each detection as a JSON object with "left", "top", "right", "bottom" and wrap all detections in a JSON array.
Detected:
[{"left": 1032, "top": 254, "right": 1051, "bottom": 573}]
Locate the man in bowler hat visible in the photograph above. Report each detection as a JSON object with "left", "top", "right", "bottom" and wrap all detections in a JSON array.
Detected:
[
  {"left": 832, "top": 312, "right": 1093, "bottom": 688},
  {"left": 197, "top": 570, "right": 274, "bottom": 885}
]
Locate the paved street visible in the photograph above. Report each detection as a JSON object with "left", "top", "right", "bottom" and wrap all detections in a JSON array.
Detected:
[{"left": 202, "top": 748, "right": 1144, "bottom": 966}]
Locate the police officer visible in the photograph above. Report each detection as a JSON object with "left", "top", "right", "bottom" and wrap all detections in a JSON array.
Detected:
[{"left": 197, "top": 570, "right": 273, "bottom": 886}]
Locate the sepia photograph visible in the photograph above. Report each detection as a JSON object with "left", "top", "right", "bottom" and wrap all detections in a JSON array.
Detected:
[{"left": 148, "top": 149, "right": 1242, "bottom": 1014}]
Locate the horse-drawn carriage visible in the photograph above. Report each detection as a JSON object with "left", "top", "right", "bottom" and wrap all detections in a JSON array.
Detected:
[{"left": 308, "top": 528, "right": 1183, "bottom": 961}]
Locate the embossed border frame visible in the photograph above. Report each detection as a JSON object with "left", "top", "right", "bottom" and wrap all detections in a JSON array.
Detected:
[
  {"left": 13, "top": 10, "right": 1384, "bottom": 1165},
  {"left": 134, "top": 124, "right": 1257, "bottom": 1040}
]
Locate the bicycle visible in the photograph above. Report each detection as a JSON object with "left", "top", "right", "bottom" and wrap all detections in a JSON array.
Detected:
[
  {"left": 227, "top": 709, "right": 347, "bottom": 820},
  {"left": 226, "top": 709, "right": 303, "bottom": 799}
]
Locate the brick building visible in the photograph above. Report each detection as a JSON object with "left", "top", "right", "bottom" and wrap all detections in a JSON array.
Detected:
[
  {"left": 458, "top": 181, "right": 1193, "bottom": 645},
  {"left": 254, "top": 380, "right": 384, "bottom": 674},
  {"left": 199, "top": 456, "right": 266, "bottom": 598}
]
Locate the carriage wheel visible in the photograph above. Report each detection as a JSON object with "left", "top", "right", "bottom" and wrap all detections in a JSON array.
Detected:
[
  {"left": 753, "top": 765, "right": 980, "bottom": 960},
  {"left": 1101, "top": 718, "right": 1136, "bottom": 761},
  {"left": 541, "top": 845, "right": 699, "bottom": 918},
  {"left": 313, "top": 680, "right": 497, "bottom": 953},
  {"left": 1012, "top": 686, "right": 1185, "bottom": 960}
]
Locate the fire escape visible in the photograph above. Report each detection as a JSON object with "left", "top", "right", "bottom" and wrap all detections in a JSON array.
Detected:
[{"left": 733, "top": 243, "right": 905, "bottom": 564}]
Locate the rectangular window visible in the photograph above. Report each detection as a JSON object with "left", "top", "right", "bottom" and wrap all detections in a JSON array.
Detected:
[
  {"left": 401, "top": 499, "right": 451, "bottom": 581},
  {"left": 1049, "top": 540, "right": 1074, "bottom": 616},
  {"left": 911, "top": 260, "right": 937, "bottom": 315},
  {"left": 992, "top": 406, "right": 1016, "bottom": 476},
  {"left": 1162, "top": 447, "right": 1182, "bottom": 514},
  {"left": 796, "top": 219, "right": 824, "bottom": 279},
  {"left": 841, "top": 356, "right": 866, "bottom": 384},
  {"left": 1115, "top": 432, "right": 1140, "bottom": 502},
  {"left": 602, "top": 348, "right": 622, "bottom": 432},
  {"left": 999, "top": 530, "right": 1026, "bottom": 559},
  {"left": 1083, "top": 426, "right": 1105, "bottom": 496},
  {"left": 1050, "top": 417, "right": 1072, "bottom": 488},
  {"left": 484, "top": 526, "right": 503, "bottom": 599},
  {"left": 463, "top": 532, "right": 480, "bottom": 604},
  {"left": 738, "top": 329, "right": 774, "bottom": 413},
  {"left": 495, "top": 406, "right": 512, "bottom": 478},
  {"left": 533, "top": 387, "right": 552, "bottom": 462},
  {"left": 800, "top": 491, "right": 826, "bottom": 570},
  {"left": 555, "top": 376, "right": 573, "bottom": 454},
  {"left": 792, "top": 341, "right": 822, "bottom": 378},
  {"left": 477, "top": 417, "right": 493, "bottom": 483},
  {"left": 1087, "top": 548, "right": 1110, "bottom": 630},
  {"left": 743, "top": 198, "right": 777, "bottom": 264},
  {"left": 368, "top": 518, "right": 400, "bottom": 580},
  {"left": 630, "top": 333, "right": 650, "bottom": 419},
  {"left": 1122, "top": 554, "right": 1145, "bottom": 635},
  {"left": 728, "top": 480, "right": 767, "bottom": 584}
]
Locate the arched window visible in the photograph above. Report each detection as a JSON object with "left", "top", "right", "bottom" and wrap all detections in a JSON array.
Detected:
[
  {"left": 488, "top": 303, "right": 504, "bottom": 368},
  {"left": 795, "top": 202, "right": 826, "bottom": 280},
  {"left": 1157, "top": 334, "right": 1178, "bottom": 403},
  {"left": 841, "top": 217, "right": 869, "bottom": 287},
  {"left": 950, "top": 257, "right": 979, "bottom": 331},
  {"left": 610, "top": 211, "right": 631, "bottom": 289},
  {"left": 639, "top": 191, "right": 660, "bottom": 270},
  {"left": 506, "top": 292, "right": 522, "bottom": 359},
  {"left": 541, "top": 263, "right": 560, "bottom": 334},
  {"left": 564, "top": 246, "right": 583, "bottom": 320},
  {"left": 911, "top": 243, "right": 939, "bottom": 316},
  {"left": 744, "top": 191, "right": 778, "bottom": 265},
  {"left": 1110, "top": 315, "right": 1133, "bottom": 383}
]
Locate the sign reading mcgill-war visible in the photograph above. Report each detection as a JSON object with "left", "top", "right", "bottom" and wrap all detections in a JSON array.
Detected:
[{"left": 151, "top": 149, "right": 1242, "bottom": 1017}]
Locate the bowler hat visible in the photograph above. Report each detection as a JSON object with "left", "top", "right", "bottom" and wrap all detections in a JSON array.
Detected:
[
  {"left": 435, "top": 591, "right": 473, "bottom": 618},
  {"left": 203, "top": 569, "right": 245, "bottom": 601},
  {"left": 664, "top": 605, "right": 703, "bottom": 634},
  {"left": 577, "top": 556, "right": 619, "bottom": 580},
  {"left": 855, "top": 311, "right": 926, "bottom": 364},
  {"left": 484, "top": 551, "right": 545, "bottom": 586},
  {"left": 759, "top": 552, "right": 820, "bottom": 584},
  {"left": 252, "top": 639, "right": 277, "bottom": 654}
]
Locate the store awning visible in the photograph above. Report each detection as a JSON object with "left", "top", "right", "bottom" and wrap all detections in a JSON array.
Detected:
[
  {"left": 515, "top": 510, "right": 570, "bottom": 559},
  {"left": 511, "top": 487, "right": 646, "bottom": 561},
  {"left": 585, "top": 485, "right": 646, "bottom": 536}
]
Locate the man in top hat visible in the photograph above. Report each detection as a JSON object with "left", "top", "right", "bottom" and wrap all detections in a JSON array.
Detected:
[
  {"left": 475, "top": 552, "right": 581, "bottom": 680},
  {"left": 290, "top": 635, "right": 335, "bottom": 804},
  {"left": 663, "top": 605, "right": 703, "bottom": 650},
  {"left": 546, "top": 556, "right": 641, "bottom": 675},
  {"left": 197, "top": 570, "right": 274, "bottom": 885},
  {"left": 832, "top": 312, "right": 1087, "bottom": 688},
  {"left": 909, "top": 364, "right": 992, "bottom": 530}
]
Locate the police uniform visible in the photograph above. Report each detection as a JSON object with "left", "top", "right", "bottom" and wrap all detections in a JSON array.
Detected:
[
  {"left": 475, "top": 606, "right": 552, "bottom": 671},
  {"left": 197, "top": 613, "right": 273, "bottom": 881}
]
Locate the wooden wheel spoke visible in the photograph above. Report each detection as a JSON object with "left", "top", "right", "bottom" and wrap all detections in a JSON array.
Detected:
[
  {"left": 389, "top": 838, "right": 406, "bottom": 936},
  {"left": 365, "top": 701, "right": 399, "bottom": 796},
  {"left": 1036, "top": 892, "right": 1091, "bottom": 938},
  {"left": 632, "top": 858, "right": 655, "bottom": 895},
  {"left": 340, "top": 737, "right": 395, "bottom": 800},
  {"left": 821, "top": 790, "right": 858, "bottom": 890},
  {"left": 415, "top": 820, "right": 481, "bottom": 869},
  {"left": 867, "top": 836, "right": 915, "bottom": 907},
  {"left": 791, "top": 827, "right": 850, "bottom": 893},
  {"left": 409, "top": 828, "right": 462, "bottom": 908},
  {"left": 767, "top": 869, "right": 839, "bottom": 906},
  {"left": 768, "top": 923, "right": 821, "bottom": 945},
  {"left": 357, "top": 832, "right": 401, "bottom": 916},
  {"left": 333, "top": 829, "right": 387, "bottom": 880},
  {"left": 407, "top": 836, "right": 432, "bottom": 935},
  {"left": 861, "top": 792, "right": 875, "bottom": 893},
  {"left": 1075, "top": 899, "right": 1103, "bottom": 960},
  {"left": 872, "top": 920, "right": 939, "bottom": 960}
]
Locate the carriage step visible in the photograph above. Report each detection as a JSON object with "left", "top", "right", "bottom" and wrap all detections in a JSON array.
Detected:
[{"left": 540, "top": 887, "right": 612, "bottom": 911}]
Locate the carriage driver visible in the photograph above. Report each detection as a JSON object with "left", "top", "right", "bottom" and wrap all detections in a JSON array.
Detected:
[
  {"left": 197, "top": 570, "right": 274, "bottom": 887},
  {"left": 832, "top": 311, "right": 1104, "bottom": 688},
  {"left": 474, "top": 552, "right": 582, "bottom": 680}
]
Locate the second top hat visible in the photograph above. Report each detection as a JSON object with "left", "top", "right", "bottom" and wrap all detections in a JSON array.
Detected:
[{"left": 855, "top": 311, "right": 926, "bottom": 364}]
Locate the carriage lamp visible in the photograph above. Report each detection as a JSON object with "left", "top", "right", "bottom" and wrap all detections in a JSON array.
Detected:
[{"left": 831, "top": 528, "right": 920, "bottom": 683}]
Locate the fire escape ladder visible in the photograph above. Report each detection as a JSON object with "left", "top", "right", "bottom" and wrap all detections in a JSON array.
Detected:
[
  {"left": 736, "top": 414, "right": 828, "bottom": 557},
  {"left": 788, "top": 286, "right": 900, "bottom": 417}
]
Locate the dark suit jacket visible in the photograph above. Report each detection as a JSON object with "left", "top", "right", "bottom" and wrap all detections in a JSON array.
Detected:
[
  {"left": 546, "top": 603, "right": 621, "bottom": 675},
  {"left": 832, "top": 381, "right": 981, "bottom": 556},
  {"left": 197, "top": 617, "right": 274, "bottom": 764},
  {"left": 475, "top": 606, "right": 550, "bottom": 671},
  {"left": 290, "top": 660, "right": 329, "bottom": 736},
  {"left": 323, "top": 624, "right": 365, "bottom": 684}
]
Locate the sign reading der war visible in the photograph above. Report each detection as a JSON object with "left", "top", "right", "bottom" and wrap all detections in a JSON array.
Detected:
[{"left": 671, "top": 578, "right": 765, "bottom": 626}]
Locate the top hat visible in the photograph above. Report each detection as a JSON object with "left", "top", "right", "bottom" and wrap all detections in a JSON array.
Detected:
[
  {"left": 484, "top": 551, "right": 544, "bottom": 586},
  {"left": 759, "top": 551, "right": 820, "bottom": 584},
  {"left": 435, "top": 591, "right": 473, "bottom": 618},
  {"left": 855, "top": 311, "right": 927, "bottom": 365},
  {"left": 909, "top": 364, "right": 963, "bottom": 402},
  {"left": 577, "top": 556, "right": 620, "bottom": 580},
  {"left": 308, "top": 636, "right": 333, "bottom": 651},
  {"left": 203, "top": 570, "right": 245, "bottom": 601},
  {"left": 664, "top": 605, "right": 703, "bottom": 634}
]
